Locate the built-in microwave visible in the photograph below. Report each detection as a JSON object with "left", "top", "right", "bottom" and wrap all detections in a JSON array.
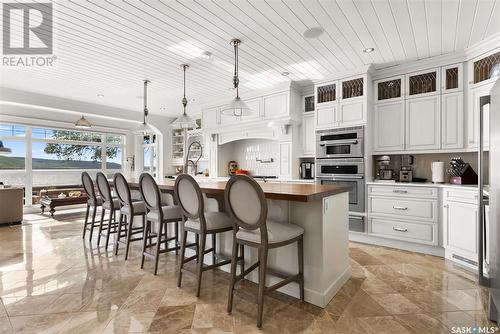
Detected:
[
  {"left": 316, "top": 126, "right": 364, "bottom": 159},
  {"left": 316, "top": 158, "right": 365, "bottom": 213}
]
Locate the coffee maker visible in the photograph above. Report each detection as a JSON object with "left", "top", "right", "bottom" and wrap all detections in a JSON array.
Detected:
[
  {"left": 300, "top": 158, "right": 315, "bottom": 179},
  {"left": 377, "top": 156, "right": 394, "bottom": 180},
  {"left": 399, "top": 155, "right": 414, "bottom": 182}
]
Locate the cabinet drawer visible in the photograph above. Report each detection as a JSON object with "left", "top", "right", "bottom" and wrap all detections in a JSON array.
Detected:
[
  {"left": 442, "top": 188, "right": 478, "bottom": 203},
  {"left": 368, "top": 185, "right": 438, "bottom": 199},
  {"left": 370, "top": 218, "right": 437, "bottom": 245},
  {"left": 369, "top": 197, "right": 437, "bottom": 222}
]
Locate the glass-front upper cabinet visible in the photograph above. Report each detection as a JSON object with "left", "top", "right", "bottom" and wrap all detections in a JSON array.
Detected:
[
  {"left": 472, "top": 51, "right": 500, "bottom": 86},
  {"left": 303, "top": 95, "right": 314, "bottom": 113},
  {"left": 375, "top": 76, "right": 404, "bottom": 102},
  {"left": 316, "top": 81, "right": 337, "bottom": 105},
  {"left": 406, "top": 68, "right": 440, "bottom": 98},
  {"left": 441, "top": 63, "right": 463, "bottom": 93},
  {"left": 341, "top": 77, "right": 364, "bottom": 100}
]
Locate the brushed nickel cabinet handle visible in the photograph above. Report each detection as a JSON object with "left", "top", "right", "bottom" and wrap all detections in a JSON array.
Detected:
[
  {"left": 393, "top": 227, "right": 408, "bottom": 232},
  {"left": 393, "top": 205, "right": 408, "bottom": 210},
  {"left": 393, "top": 190, "right": 408, "bottom": 194}
]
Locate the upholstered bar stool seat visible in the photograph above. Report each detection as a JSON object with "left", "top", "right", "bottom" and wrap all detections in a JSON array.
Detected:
[
  {"left": 88, "top": 197, "right": 103, "bottom": 207},
  {"left": 120, "top": 201, "right": 146, "bottom": 216},
  {"left": 103, "top": 198, "right": 120, "bottom": 210},
  {"left": 146, "top": 205, "right": 182, "bottom": 222},
  {"left": 236, "top": 220, "right": 304, "bottom": 244},
  {"left": 185, "top": 212, "right": 232, "bottom": 232}
]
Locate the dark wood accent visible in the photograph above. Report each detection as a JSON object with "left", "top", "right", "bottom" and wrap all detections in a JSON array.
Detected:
[
  {"left": 127, "top": 180, "right": 348, "bottom": 203},
  {"left": 40, "top": 195, "right": 88, "bottom": 217}
]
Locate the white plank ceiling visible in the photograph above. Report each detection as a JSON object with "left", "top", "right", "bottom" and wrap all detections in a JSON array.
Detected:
[{"left": 1, "top": 0, "right": 500, "bottom": 117}]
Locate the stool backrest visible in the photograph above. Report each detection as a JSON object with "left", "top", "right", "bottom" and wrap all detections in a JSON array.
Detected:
[
  {"left": 139, "top": 173, "right": 161, "bottom": 214},
  {"left": 225, "top": 175, "right": 267, "bottom": 235},
  {"left": 96, "top": 172, "right": 112, "bottom": 204},
  {"left": 113, "top": 172, "right": 132, "bottom": 208},
  {"left": 81, "top": 172, "right": 97, "bottom": 202},
  {"left": 174, "top": 174, "right": 204, "bottom": 225}
]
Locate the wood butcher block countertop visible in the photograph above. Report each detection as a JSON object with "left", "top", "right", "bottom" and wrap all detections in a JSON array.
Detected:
[{"left": 127, "top": 179, "right": 349, "bottom": 202}]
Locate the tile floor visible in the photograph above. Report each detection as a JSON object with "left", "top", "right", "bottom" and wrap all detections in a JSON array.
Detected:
[{"left": 0, "top": 211, "right": 498, "bottom": 333}]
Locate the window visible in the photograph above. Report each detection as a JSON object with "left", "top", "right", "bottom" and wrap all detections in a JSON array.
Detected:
[
  {"left": 0, "top": 123, "right": 125, "bottom": 206},
  {"left": 142, "top": 133, "right": 158, "bottom": 177}
]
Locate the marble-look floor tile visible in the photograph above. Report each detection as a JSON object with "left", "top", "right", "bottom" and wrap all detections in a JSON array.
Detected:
[
  {"left": 148, "top": 304, "right": 195, "bottom": 333},
  {"left": 58, "top": 310, "right": 116, "bottom": 334},
  {"left": 396, "top": 313, "right": 451, "bottom": 334},
  {"left": 102, "top": 310, "right": 155, "bottom": 334},
  {"left": 402, "top": 291, "right": 460, "bottom": 313},
  {"left": 9, "top": 313, "right": 71, "bottom": 334},
  {"left": 370, "top": 293, "right": 422, "bottom": 315}
]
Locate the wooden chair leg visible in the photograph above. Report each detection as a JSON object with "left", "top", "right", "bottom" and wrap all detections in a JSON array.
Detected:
[
  {"left": 83, "top": 204, "right": 90, "bottom": 239},
  {"left": 195, "top": 234, "right": 200, "bottom": 263},
  {"left": 177, "top": 229, "right": 188, "bottom": 288},
  {"left": 257, "top": 247, "right": 268, "bottom": 328},
  {"left": 195, "top": 232, "right": 206, "bottom": 297},
  {"left": 227, "top": 237, "right": 239, "bottom": 314},
  {"left": 212, "top": 234, "right": 216, "bottom": 264},
  {"left": 97, "top": 208, "right": 106, "bottom": 246},
  {"left": 141, "top": 221, "right": 150, "bottom": 269},
  {"left": 298, "top": 237, "right": 304, "bottom": 302},
  {"left": 240, "top": 244, "right": 245, "bottom": 275},
  {"left": 153, "top": 222, "right": 164, "bottom": 275},
  {"left": 124, "top": 215, "right": 133, "bottom": 260},
  {"left": 175, "top": 222, "right": 179, "bottom": 255},
  {"left": 89, "top": 205, "right": 97, "bottom": 242},
  {"left": 105, "top": 210, "right": 114, "bottom": 250},
  {"left": 114, "top": 213, "right": 124, "bottom": 255}
]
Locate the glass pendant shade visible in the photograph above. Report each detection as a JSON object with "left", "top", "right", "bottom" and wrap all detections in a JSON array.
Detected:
[
  {"left": 221, "top": 96, "right": 252, "bottom": 116},
  {"left": 172, "top": 112, "right": 196, "bottom": 129},
  {"left": 0, "top": 140, "right": 12, "bottom": 154},
  {"left": 74, "top": 115, "right": 92, "bottom": 129}
]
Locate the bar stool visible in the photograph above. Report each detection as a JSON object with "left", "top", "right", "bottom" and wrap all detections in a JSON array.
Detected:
[
  {"left": 81, "top": 172, "right": 102, "bottom": 241},
  {"left": 96, "top": 172, "right": 120, "bottom": 250},
  {"left": 174, "top": 174, "right": 244, "bottom": 297},
  {"left": 139, "top": 173, "right": 182, "bottom": 275},
  {"left": 225, "top": 175, "right": 304, "bottom": 328},
  {"left": 113, "top": 172, "right": 146, "bottom": 260}
]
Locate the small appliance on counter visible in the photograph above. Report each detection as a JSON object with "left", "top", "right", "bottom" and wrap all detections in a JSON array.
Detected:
[
  {"left": 447, "top": 157, "right": 478, "bottom": 184},
  {"left": 299, "top": 158, "right": 315, "bottom": 179},
  {"left": 376, "top": 156, "right": 394, "bottom": 181},
  {"left": 399, "top": 155, "right": 414, "bottom": 183},
  {"left": 431, "top": 161, "right": 446, "bottom": 183}
]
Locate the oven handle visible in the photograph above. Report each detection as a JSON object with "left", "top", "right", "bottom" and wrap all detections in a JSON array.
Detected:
[
  {"left": 316, "top": 175, "right": 364, "bottom": 179},
  {"left": 319, "top": 139, "right": 358, "bottom": 146}
]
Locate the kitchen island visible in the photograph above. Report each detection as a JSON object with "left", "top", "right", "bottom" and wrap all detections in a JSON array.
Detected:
[{"left": 129, "top": 180, "right": 350, "bottom": 308}]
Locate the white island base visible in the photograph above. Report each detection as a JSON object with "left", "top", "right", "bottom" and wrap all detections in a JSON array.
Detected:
[{"left": 203, "top": 191, "right": 351, "bottom": 308}]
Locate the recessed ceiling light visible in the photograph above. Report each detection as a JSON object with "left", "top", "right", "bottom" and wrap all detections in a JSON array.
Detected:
[
  {"left": 363, "top": 47, "right": 375, "bottom": 53},
  {"left": 303, "top": 27, "right": 324, "bottom": 39},
  {"left": 201, "top": 51, "right": 213, "bottom": 60},
  {"left": 160, "top": 106, "right": 166, "bottom": 111},
  {"left": 281, "top": 71, "right": 290, "bottom": 76},
  {"left": 97, "top": 94, "right": 104, "bottom": 98}
]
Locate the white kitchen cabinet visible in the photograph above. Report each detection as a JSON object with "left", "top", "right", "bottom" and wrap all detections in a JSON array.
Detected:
[
  {"left": 443, "top": 200, "right": 478, "bottom": 263},
  {"left": 263, "top": 92, "right": 288, "bottom": 118},
  {"left": 315, "top": 81, "right": 338, "bottom": 107},
  {"left": 373, "top": 101, "right": 405, "bottom": 152},
  {"left": 405, "top": 95, "right": 441, "bottom": 150},
  {"left": 406, "top": 68, "right": 440, "bottom": 99},
  {"left": 315, "top": 105, "right": 337, "bottom": 129},
  {"left": 375, "top": 76, "right": 405, "bottom": 102},
  {"left": 338, "top": 99, "right": 366, "bottom": 126},
  {"left": 441, "top": 92, "right": 464, "bottom": 149},
  {"left": 301, "top": 113, "right": 315, "bottom": 156},
  {"left": 245, "top": 97, "right": 263, "bottom": 121},
  {"left": 441, "top": 63, "right": 463, "bottom": 93},
  {"left": 467, "top": 83, "right": 492, "bottom": 149},
  {"left": 202, "top": 107, "right": 220, "bottom": 129}
]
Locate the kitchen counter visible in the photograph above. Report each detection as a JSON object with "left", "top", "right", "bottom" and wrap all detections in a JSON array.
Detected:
[
  {"left": 127, "top": 177, "right": 350, "bottom": 308},
  {"left": 367, "top": 181, "right": 480, "bottom": 189},
  {"left": 131, "top": 179, "right": 346, "bottom": 202}
]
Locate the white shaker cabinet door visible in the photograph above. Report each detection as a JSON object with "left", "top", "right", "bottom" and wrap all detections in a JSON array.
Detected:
[
  {"left": 315, "top": 105, "right": 337, "bottom": 129},
  {"left": 302, "top": 114, "right": 315, "bottom": 156},
  {"left": 441, "top": 92, "right": 464, "bottom": 149},
  {"left": 373, "top": 101, "right": 405, "bottom": 152},
  {"left": 405, "top": 95, "right": 441, "bottom": 151},
  {"left": 338, "top": 100, "right": 366, "bottom": 126},
  {"left": 443, "top": 201, "right": 478, "bottom": 261}
]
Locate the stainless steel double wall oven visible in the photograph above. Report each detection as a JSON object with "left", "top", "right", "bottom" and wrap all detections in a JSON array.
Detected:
[{"left": 316, "top": 126, "right": 366, "bottom": 232}]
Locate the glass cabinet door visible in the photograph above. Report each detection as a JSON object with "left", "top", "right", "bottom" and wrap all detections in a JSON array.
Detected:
[
  {"left": 341, "top": 77, "right": 364, "bottom": 100},
  {"left": 407, "top": 69, "right": 439, "bottom": 97},
  {"left": 442, "top": 63, "right": 463, "bottom": 92},
  {"left": 376, "top": 77, "right": 403, "bottom": 101},
  {"left": 316, "top": 82, "right": 337, "bottom": 104}
]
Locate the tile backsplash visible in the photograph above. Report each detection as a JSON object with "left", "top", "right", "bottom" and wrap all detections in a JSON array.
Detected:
[{"left": 218, "top": 139, "right": 280, "bottom": 176}]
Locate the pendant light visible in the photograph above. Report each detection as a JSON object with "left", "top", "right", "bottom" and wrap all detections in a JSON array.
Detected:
[
  {"left": 221, "top": 39, "right": 252, "bottom": 117},
  {"left": 74, "top": 115, "right": 92, "bottom": 129},
  {"left": 0, "top": 141, "right": 12, "bottom": 154},
  {"left": 135, "top": 79, "right": 153, "bottom": 134},
  {"left": 172, "top": 64, "right": 196, "bottom": 129}
]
